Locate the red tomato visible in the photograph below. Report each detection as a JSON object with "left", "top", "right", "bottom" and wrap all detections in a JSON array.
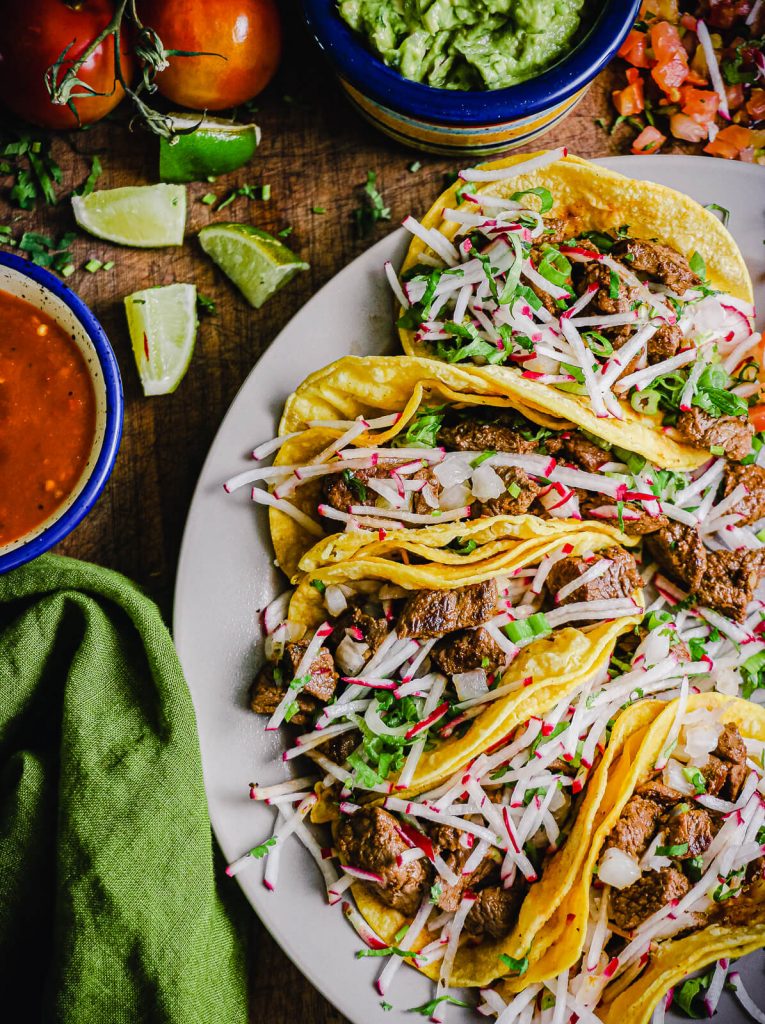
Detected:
[
  {"left": 613, "top": 69, "right": 646, "bottom": 116},
  {"left": 618, "top": 30, "right": 650, "bottom": 68},
  {"left": 139, "top": 0, "right": 282, "bottom": 110},
  {"left": 632, "top": 125, "right": 667, "bottom": 154},
  {"left": 747, "top": 88, "right": 765, "bottom": 120},
  {"left": 650, "top": 22, "right": 686, "bottom": 64},
  {"left": 705, "top": 124, "right": 756, "bottom": 157},
  {"left": 680, "top": 86, "right": 720, "bottom": 124},
  {"left": 0, "top": 0, "right": 131, "bottom": 129},
  {"left": 750, "top": 405, "right": 765, "bottom": 433},
  {"left": 669, "top": 112, "right": 708, "bottom": 142}
]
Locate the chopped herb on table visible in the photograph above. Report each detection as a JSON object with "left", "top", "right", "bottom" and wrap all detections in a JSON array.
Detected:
[{"left": 353, "top": 169, "right": 391, "bottom": 237}]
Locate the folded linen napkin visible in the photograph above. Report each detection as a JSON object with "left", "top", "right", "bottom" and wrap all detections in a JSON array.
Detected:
[{"left": 0, "top": 554, "right": 248, "bottom": 1024}]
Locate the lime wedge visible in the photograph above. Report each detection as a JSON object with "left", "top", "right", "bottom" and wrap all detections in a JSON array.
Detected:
[
  {"left": 159, "top": 115, "right": 261, "bottom": 183},
  {"left": 72, "top": 185, "right": 186, "bottom": 247},
  {"left": 198, "top": 223, "right": 309, "bottom": 309},
  {"left": 124, "top": 283, "right": 198, "bottom": 396}
]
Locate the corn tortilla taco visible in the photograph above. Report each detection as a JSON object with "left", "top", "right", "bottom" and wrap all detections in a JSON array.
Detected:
[{"left": 391, "top": 149, "right": 759, "bottom": 471}]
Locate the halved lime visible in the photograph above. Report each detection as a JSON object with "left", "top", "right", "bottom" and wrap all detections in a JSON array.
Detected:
[
  {"left": 159, "top": 115, "right": 261, "bottom": 183},
  {"left": 124, "top": 283, "right": 198, "bottom": 396},
  {"left": 198, "top": 223, "right": 309, "bottom": 309},
  {"left": 72, "top": 185, "right": 186, "bottom": 247}
]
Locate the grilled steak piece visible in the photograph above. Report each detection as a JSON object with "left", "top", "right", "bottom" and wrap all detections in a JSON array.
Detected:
[
  {"left": 579, "top": 495, "right": 668, "bottom": 536},
  {"left": 335, "top": 807, "right": 430, "bottom": 916},
  {"left": 330, "top": 604, "right": 389, "bottom": 658},
  {"left": 648, "top": 324, "right": 683, "bottom": 364},
  {"left": 702, "top": 754, "right": 730, "bottom": 797},
  {"left": 676, "top": 407, "right": 753, "bottom": 462},
  {"left": 398, "top": 580, "right": 498, "bottom": 639},
  {"left": 611, "top": 239, "right": 700, "bottom": 294},
  {"left": 432, "top": 626, "right": 506, "bottom": 675},
  {"left": 560, "top": 432, "right": 610, "bottom": 472},
  {"left": 545, "top": 546, "right": 641, "bottom": 607},
  {"left": 476, "top": 466, "right": 541, "bottom": 518},
  {"left": 528, "top": 277, "right": 560, "bottom": 316},
  {"left": 665, "top": 808, "right": 714, "bottom": 858},
  {"left": 282, "top": 642, "right": 338, "bottom": 702},
  {"left": 411, "top": 465, "right": 443, "bottom": 515},
  {"left": 575, "top": 261, "right": 641, "bottom": 344},
  {"left": 322, "top": 464, "right": 393, "bottom": 512},
  {"left": 697, "top": 548, "right": 765, "bottom": 622},
  {"left": 722, "top": 463, "right": 765, "bottom": 526},
  {"left": 325, "top": 728, "right": 361, "bottom": 766},
  {"left": 716, "top": 722, "right": 747, "bottom": 765},
  {"left": 464, "top": 885, "right": 524, "bottom": 941},
  {"left": 438, "top": 419, "right": 537, "bottom": 455},
  {"left": 635, "top": 780, "right": 684, "bottom": 806},
  {"left": 610, "top": 867, "right": 691, "bottom": 933},
  {"left": 250, "top": 665, "right": 314, "bottom": 725},
  {"left": 606, "top": 795, "right": 665, "bottom": 859},
  {"left": 645, "top": 522, "right": 707, "bottom": 593},
  {"left": 430, "top": 825, "right": 497, "bottom": 912}
]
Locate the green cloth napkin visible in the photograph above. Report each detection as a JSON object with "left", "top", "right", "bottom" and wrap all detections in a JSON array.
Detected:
[{"left": 0, "top": 554, "right": 248, "bottom": 1024}]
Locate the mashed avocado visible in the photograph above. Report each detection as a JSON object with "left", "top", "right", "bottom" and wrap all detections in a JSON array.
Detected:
[{"left": 337, "top": 0, "right": 594, "bottom": 91}]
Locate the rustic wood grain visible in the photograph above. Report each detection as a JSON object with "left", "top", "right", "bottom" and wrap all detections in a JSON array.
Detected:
[{"left": 0, "top": 9, "right": 708, "bottom": 1021}]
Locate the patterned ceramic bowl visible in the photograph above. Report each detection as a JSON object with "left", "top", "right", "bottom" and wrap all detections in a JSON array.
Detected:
[
  {"left": 0, "top": 252, "right": 123, "bottom": 574},
  {"left": 301, "top": 0, "right": 641, "bottom": 156}
]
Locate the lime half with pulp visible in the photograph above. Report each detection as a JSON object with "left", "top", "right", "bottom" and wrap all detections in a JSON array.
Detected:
[
  {"left": 124, "top": 283, "right": 198, "bottom": 396},
  {"left": 159, "top": 115, "right": 261, "bottom": 183},
  {"left": 198, "top": 223, "right": 309, "bottom": 309},
  {"left": 72, "top": 185, "right": 186, "bottom": 247}
]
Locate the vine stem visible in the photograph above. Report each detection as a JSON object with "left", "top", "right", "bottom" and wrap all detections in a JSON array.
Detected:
[{"left": 48, "top": 0, "right": 133, "bottom": 107}]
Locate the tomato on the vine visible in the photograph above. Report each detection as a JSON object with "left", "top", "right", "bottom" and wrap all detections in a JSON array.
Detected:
[
  {"left": 139, "top": 0, "right": 282, "bottom": 110},
  {"left": 0, "top": 0, "right": 132, "bottom": 130}
]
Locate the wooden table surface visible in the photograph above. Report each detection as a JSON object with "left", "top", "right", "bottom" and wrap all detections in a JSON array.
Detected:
[{"left": 2, "top": 10, "right": 705, "bottom": 1022}]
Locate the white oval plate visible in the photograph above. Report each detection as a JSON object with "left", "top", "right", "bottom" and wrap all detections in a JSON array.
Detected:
[{"left": 174, "top": 157, "right": 765, "bottom": 1024}]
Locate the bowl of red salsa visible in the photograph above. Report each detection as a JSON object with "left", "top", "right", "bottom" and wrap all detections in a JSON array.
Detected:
[{"left": 0, "top": 251, "right": 122, "bottom": 573}]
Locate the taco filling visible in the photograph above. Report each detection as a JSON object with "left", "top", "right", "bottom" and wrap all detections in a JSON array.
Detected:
[
  {"left": 249, "top": 541, "right": 642, "bottom": 795},
  {"left": 392, "top": 149, "right": 760, "bottom": 456}
]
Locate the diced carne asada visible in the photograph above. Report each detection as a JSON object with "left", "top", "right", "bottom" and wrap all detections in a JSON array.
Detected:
[
  {"left": 610, "top": 867, "right": 691, "bottom": 933},
  {"left": 575, "top": 261, "right": 641, "bottom": 344},
  {"left": 579, "top": 495, "right": 668, "bottom": 536},
  {"left": 635, "top": 779, "right": 684, "bottom": 806},
  {"left": 701, "top": 754, "right": 730, "bottom": 798},
  {"left": 722, "top": 463, "right": 765, "bottom": 526},
  {"left": 701, "top": 722, "right": 750, "bottom": 800},
  {"left": 322, "top": 463, "right": 392, "bottom": 512},
  {"left": 528, "top": 278, "right": 560, "bottom": 317},
  {"left": 398, "top": 580, "right": 498, "bottom": 639},
  {"left": 475, "top": 466, "right": 541, "bottom": 517},
  {"left": 429, "top": 824, "right": 497, "bottom": 912},
  {"left": 438, "top": 419, "right": 537, "bottom": 455},
  {"left": 330, "top": 603, "right": 389, "bottom": 658},
  {"left": 675, "top": 407, "right": 753, "bottom": 462},
  {"left": 665, "top": 807, "right": 714, "bottom": 858},
  {"left": 411, "top": 465, "right": 443, "bottom": 515},
  {"left": 611, "top": 239, "right": 700, "bottom": 295},
  {"left": 697, "top": 548, "right": 765, "bottom": 622},
  {"left": 325, "top": 728, "right": 361, "bottom": 766},
  {"left": 560, "top": 432, "right": 610, "bottom": 472},
  {"left": 464, "top": 885, "right": 524, "bottom": 941},
  {"left": 645, "top": 521, "right": 707, "bottom": 593},
  {"left": 431, "top": 626, "right": 506, "bottom": 675},
  {"left": 250, "top": 665, "right": 315, "bottom": 725},
  {"left": 716, "top": 722, "right": 747, "bottom": 765},
  {"left": 545, "top": 546, "right": 641, "bottom": 607},
  {"left": 335, "top": 807, "right": 429, "bottom": 916},
  {"left": 606, "top": 794, "right": 665, "bottom": 859},
  {"left": 648, "top": 324, "right": 683, "bottom": 365},
  {"left": 282, "top": 642, "right": 338, "bottom": 702},
  {"left": 536, "top": 217, "right": 578, "bottom": 247}
]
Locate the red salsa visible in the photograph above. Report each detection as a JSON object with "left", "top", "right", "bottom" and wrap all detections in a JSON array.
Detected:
[{"left": 0, "top": 289, "right": 96, "bottom": 546}]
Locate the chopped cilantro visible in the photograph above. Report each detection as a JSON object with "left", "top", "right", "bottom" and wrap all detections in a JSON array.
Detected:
[
  {"left": 353, "top": 170, "right": 391, "bottom": 237},
  {"left": 342, "top": 469, "right": 368, "bottom": 502},
  {"left": 703, "top": 203, "right": 730, "bottom": 228},
  {"left": 674, "top": 971, "right": 713, "bottom": 1017},
  {"left": 249, "top": 836, "right": 277, "bottom": 859},
  {"left": 392, "top": 405, "right": 445, "bottom": 449},
  {"left": 309, "top": 579, "right": 326, "bottom": 594},
  {"left": 74, "top": 155, "right": 102, "bottom": 198},
  {"left": 277, "top": 226, "right": 294, "bottom": 238},
  {"left": 197, "top": 293, "right": 217, "bottom": 315},
  {"left": 689, "top": 251, "right": 707, "bottom": 282},
  {"left": 429, "top": 883, "right": 443, "bottom": 904}
]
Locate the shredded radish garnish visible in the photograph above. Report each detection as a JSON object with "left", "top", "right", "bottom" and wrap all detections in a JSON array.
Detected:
[
  {"left": 251, "top": 487, "right": 325, "bottom": 537},
  {"left": 697, "top": 20, "right": 730, "bottom": 119}
]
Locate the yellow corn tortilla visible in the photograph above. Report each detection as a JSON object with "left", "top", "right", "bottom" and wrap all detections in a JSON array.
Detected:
[
  {"left": 518, "top": 692, "right": 765, "bottom": 1017},
  {"left": 397, "top": 151, "right": 754, "bottom": 471},
  {"left": 347, "top": 696, "right": 661, "bottom": 989},
  {"left": 270, "top": 355, "right": 579, "bottom": 581},
  {"left": 291, "top": 517, "right": 643, "bottom": 798}
]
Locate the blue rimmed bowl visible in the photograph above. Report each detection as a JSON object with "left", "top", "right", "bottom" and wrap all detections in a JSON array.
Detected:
[
  {"left": 302, "top": 0, "right": 640, "bottom": 156},
  {"left": 0, "top": 252, "right": 123, "bottom": 574}
]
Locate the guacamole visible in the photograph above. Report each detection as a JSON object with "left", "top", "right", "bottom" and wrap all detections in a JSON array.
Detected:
[{"left": 337, "top": 0, "right": 593, "bottom": 91}]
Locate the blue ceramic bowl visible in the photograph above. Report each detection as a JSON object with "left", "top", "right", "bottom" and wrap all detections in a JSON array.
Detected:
[
  {"left": 0, "top": 252, "right": 123, "bottom": 574},
  {"left": 302, "top": 0, "right": 641, "bottom": 156}
]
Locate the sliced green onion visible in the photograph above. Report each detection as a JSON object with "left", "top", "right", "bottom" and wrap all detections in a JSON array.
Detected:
[{"left": 503, "top": 613, "right": 552, "bottom": 645}]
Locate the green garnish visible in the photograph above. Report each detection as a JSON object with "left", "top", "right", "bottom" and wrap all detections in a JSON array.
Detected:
[
  {"left": 471, "top": 450, "right": 496, "bottom": 468},
  {"left": 309, "top": 579, "right": 326, "bottom": 594},
  {"left": 197, "top": 293, "right": 217, "bottom": 315},
  {"left": 499, "top": 952, "right": 529, "bottom": 975},
  {"left": 248, "top": 836, "right": 277, "bottom": 859},
  {"left": 503, "top": 613, "right": 552, "bottom": 646},
  {"left": 353, "top": 170, "right": 391, "bottom": 237},
  {"left": 448, "top": 537, "right": 478, "bottom": 556},
  {"left": 407, "top": 995, "right": 471, "bottom": 1015},
  {"left": 682, "top": 766, "right": 706, "bottom": 794},
  {"left": 74, "top": 155, "right": 102, "bottom": 198},
  {"left": 703, "top": 203, "right": 730, "bottom": 228},
  {"left": 655, "top": 842, "right": 689, "bottom": 857}
]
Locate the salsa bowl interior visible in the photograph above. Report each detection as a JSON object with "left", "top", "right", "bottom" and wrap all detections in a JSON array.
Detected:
[{"left": 0, "top": 262, "right": 111, "bottom": 561}]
